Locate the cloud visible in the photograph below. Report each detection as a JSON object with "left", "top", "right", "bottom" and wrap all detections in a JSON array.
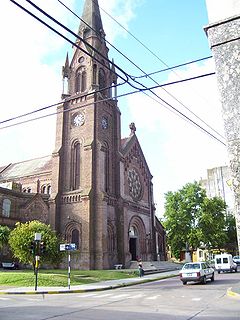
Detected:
[
  {"left": 126, "top": 60, "right": 229, "bottom": 215},
  {"left": 99, "top": 0, "right": 144, "bottom": 42},
  {"left": 0, "top": 0, "right": 142, "bottom": 165}
]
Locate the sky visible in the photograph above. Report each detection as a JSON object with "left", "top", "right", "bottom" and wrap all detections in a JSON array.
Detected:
[{"left": 0, "top": 0, "right": 229, "bottom": 217}]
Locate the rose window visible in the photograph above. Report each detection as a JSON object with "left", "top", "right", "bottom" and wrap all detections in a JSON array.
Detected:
[{"left": 128, "top": 169, "right": 142, "bottom": 200}]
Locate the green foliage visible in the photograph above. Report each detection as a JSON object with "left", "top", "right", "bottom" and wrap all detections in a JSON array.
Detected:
[
  {"left": 198, "top": 197, "right": 227, "bottom": 249},
  {"left": 0, "top": 225, "right": 10, "bottom": 248},
  {"left": 164, "top": 181, "right": 228, "bottom": 258},
  {"left": 8, "top": 220, "right": 63, "bottom": 266},
  {"left": 224, "top": 213, "right": 237, "bottom": 252}
]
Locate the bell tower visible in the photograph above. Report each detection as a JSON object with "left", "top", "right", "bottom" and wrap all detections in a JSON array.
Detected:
[{"left": 50, "top": 0, "right": 121, "bottom": 269}]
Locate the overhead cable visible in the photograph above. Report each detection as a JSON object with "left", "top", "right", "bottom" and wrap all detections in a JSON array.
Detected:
[
  {"left": 9, "top": 0, "right": 226, "bottom": 145},
  {"left": 57, "top": 0, "right": 224, "bottom": 141}
]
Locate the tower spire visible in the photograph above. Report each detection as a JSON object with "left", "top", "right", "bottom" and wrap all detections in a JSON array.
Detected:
[{"left": 79, "top": 0, "right": 105, "bottom": 39}]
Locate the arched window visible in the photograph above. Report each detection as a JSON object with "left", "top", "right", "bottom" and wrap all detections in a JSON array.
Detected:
[
  {"left": 99, "top": 68, "right": 106, "bottom": 94},
  {"left": 2, "top": 199, "right": 11, "bottom": 217},
  {"left": 42, "top": 185, "right": 46, "bottom": 194},
  {"left": 93, "top": 64, "right": 97, "bottom": 84},
  {"left": 47, "top": 185, "right": 51, "bottom": 194},
  {"left": 71, "top": 141, "right": 81, "bottom": 190},
  {"left": 27, "top": 188, "right": 31, "bottom": 193},
  {"left": 107, "top": 222, "right": 115, "bottom": 253},
  {"left": 75, "top": 73, "right": 81, "bottom": 93},
  {"left": 82, "top": 71, "right": 86, "bottom": 92},
  {"left": 71, "top": 229, "right": 80, "bottom": 249},
  {"left": 103, "top": 143, "right": 109, "bottom": 192},
  {"left": 75, "top": 67, "right": 87, "bottom": 93}
]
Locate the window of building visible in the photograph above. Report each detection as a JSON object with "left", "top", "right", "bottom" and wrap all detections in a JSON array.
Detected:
[
  {"left": 42, "top": 185, "right": 47, "bottom": 194},
  {"left": 103, "top": 145, "right": 109, "bottom": 192},
  {"left": 107, "top": 223, "right": 115, "bottom": 253},
  {"left": 93, "top": 64, "right": 97, "bottom": 84},
  {"left": 99, "top": 68, "right": 106, "bottom": 93},
  {"left": 47, "top": 185, "right": 51, "bottom": 194},
  {"left": 75, "top": 67, "right": 87, "bottom": 93},
  {"left": 71, "top": 141, "right": 81, "bottom": 190},
  {"left": 27, "top": 188, "right": 31, "bottom": 193},
  {"left": 71, "top": 229, "right": 80, "bottom": 249},
  {"left": 2, "top": 199, "right": 11, "bottom": 217}
]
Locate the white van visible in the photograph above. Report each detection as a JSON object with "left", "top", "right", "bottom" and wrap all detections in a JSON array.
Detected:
[{"left": 214, "top": 253, "right": 237, "bottom": 273}]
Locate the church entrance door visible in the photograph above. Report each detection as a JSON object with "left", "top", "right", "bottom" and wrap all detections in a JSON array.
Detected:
[{"left": 129, "top": 237, "right": 137, "bottom": 260}]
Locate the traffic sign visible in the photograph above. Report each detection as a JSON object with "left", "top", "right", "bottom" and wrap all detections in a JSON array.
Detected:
[{"left": 60, "top": 243, "right": 77, "bottom": 251}]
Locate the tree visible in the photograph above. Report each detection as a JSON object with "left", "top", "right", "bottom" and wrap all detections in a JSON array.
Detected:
[
  {"left": 0, "top": 225, "right": 10, "bottom": 249},
  {"left": 224, "top": 213, "right": 238, "bottom": 253},
  {"left": 9, "top": 220, "right": 63, "bottom": 267},
  {"left": 198, "top": 197, "right": 227, "bottom": 249},
  {"left": 163, "top": 181, "right": 227, "bottom": 259},
  {"left": 164, "top": 182, "right": 205, "bottom": 259},
  {"left": 0, "top": 225, "right": 11, "bottom": 262}
]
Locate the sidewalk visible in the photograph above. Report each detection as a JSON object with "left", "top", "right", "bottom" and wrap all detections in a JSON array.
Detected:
[{"left": 0, "top": 270, "right": 179, "bottom": 295}]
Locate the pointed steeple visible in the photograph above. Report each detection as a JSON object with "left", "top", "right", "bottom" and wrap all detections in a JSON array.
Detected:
[
  {"left": 62, "top": 53, "right": 70, "bottom": 78},
  {"left": 79, "top": 0, "right": 105, "bottom": 39}
]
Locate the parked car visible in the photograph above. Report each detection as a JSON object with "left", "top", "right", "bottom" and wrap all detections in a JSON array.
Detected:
[
  {"left": 233, "top": 256, "right": 240, "bottom": 266},
  {"left": 179, "top": 262, "right": 214, "bottom": 285},
  {"left": 214, "top": 254, "right": 237, "bottom": 273}
]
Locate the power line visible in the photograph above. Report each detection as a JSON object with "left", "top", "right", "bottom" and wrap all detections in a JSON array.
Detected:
[
  {"left": 0, "top": 71, "right": 215, "bottom": 126},
  {"left": 58, "top": 0, "right": 224, "bottom": 141},
  {"left": 90, "top": 0, "right": 224, "bottom": 140},
  {"left": 133, "top": 56, "right": 213, "bottom": 79},
  {"left": 0, "top": 70, "right": 226, "bottom": 146},
  {"left": 8, "top": 0, "right": 226, "bottom": 145},
  {"left": 10, "top": 0, "right": 131, "bottom": 87},
  {"left": 0, "top": 81, "right": 124, "bottom": 125}
]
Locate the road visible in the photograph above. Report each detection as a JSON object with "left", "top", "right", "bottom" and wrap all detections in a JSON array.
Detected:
[{"left": 0, "top": 272, "right": 239, "bottom": 320}]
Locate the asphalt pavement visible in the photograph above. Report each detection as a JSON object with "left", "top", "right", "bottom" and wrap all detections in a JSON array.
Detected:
[{"left": 0, "top": 269, "right": 239, "bottom": 298}]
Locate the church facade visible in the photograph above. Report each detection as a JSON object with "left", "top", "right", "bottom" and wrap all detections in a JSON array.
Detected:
[{"left": 0, "top": 0, "right": 166, "bottom": 269}]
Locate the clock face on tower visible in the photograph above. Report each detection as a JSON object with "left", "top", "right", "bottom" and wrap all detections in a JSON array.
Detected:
[{"left": 73, "top": 113, "right": 85, "bottom": 126}]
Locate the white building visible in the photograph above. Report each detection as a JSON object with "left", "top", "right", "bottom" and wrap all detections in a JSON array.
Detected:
[{"left": 200, "top": 166, "right": 234, "bottom": 214}]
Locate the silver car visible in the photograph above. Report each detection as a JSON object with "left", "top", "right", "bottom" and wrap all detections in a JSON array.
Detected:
[{"left": 179, "top": 262, "right": 215, "bottom": 285}]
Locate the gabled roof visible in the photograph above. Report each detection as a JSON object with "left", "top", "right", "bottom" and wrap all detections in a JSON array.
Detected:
[
  {"left": 0, "top": 155, "right": 52, "bottom": 181},
  {"left": 121, "top": 133, "right": 152, "bottom": 179}
]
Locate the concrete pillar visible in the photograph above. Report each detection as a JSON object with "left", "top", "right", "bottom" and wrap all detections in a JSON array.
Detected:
[{"left": 205, "top": 0, "right": 240, "bottom": 255}]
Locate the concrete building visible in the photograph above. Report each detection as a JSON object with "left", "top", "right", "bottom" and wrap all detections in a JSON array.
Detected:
[
  {"left": 200, "top": 165, "right": 235, "bottom": 214},
  {"left": 0, "top": 0, "right": 166, "bottom": 269}
]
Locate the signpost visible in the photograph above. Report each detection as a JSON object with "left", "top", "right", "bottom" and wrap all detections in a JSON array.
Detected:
[{"left": 60, "top": 243, "right": 77, "bottom": 289}]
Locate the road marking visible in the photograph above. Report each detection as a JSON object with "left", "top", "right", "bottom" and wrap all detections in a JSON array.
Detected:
[
  {"left": 98, "top": 293, "right": 112, "bottom": 298},
  {"left": 146, "top": 295, "right": 160, "bottom": 300},
  {"left": 192, "top": 298, "right": 201, "bottom": 301},
  {"left": 128, "top": 294, "right": 144, "bottom": 299},
  {"left": 109, "top": 294, "right": 129, "bottom": 299},
  {"left": 77, "top": 293, "right": 98, "bottom": 298},
  {"left": 0, "top": 297, "right": 11, "bottom": 300}
]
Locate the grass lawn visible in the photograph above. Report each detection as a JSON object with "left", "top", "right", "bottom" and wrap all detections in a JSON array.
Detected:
[{"left": 0, "top": 269, "right": 138, "bottom": 288}]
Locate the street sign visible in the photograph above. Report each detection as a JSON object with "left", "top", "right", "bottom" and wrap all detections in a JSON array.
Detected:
[{"left": 60, "top": 243, "right": 77, "bottom": 251}]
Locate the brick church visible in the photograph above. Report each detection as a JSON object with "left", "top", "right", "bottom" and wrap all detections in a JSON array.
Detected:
[{"left": 0, "top": 0, "right": 166, "bottom": 269}]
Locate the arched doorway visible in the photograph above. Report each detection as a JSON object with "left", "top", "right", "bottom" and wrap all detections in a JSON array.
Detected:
[
  {"left": 128, "top": 216, "right": 147, "bottom": 261},
  {"left": 129, "top": 227, "right": 137, "bottom": 260}
]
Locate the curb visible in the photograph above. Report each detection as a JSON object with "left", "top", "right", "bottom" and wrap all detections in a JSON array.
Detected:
[
  {"left": 0, "top": 273, "right": 177, "bottom": 295},
  {"left": 227, "top": 287, "right": 240, "bottom": 299}
]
